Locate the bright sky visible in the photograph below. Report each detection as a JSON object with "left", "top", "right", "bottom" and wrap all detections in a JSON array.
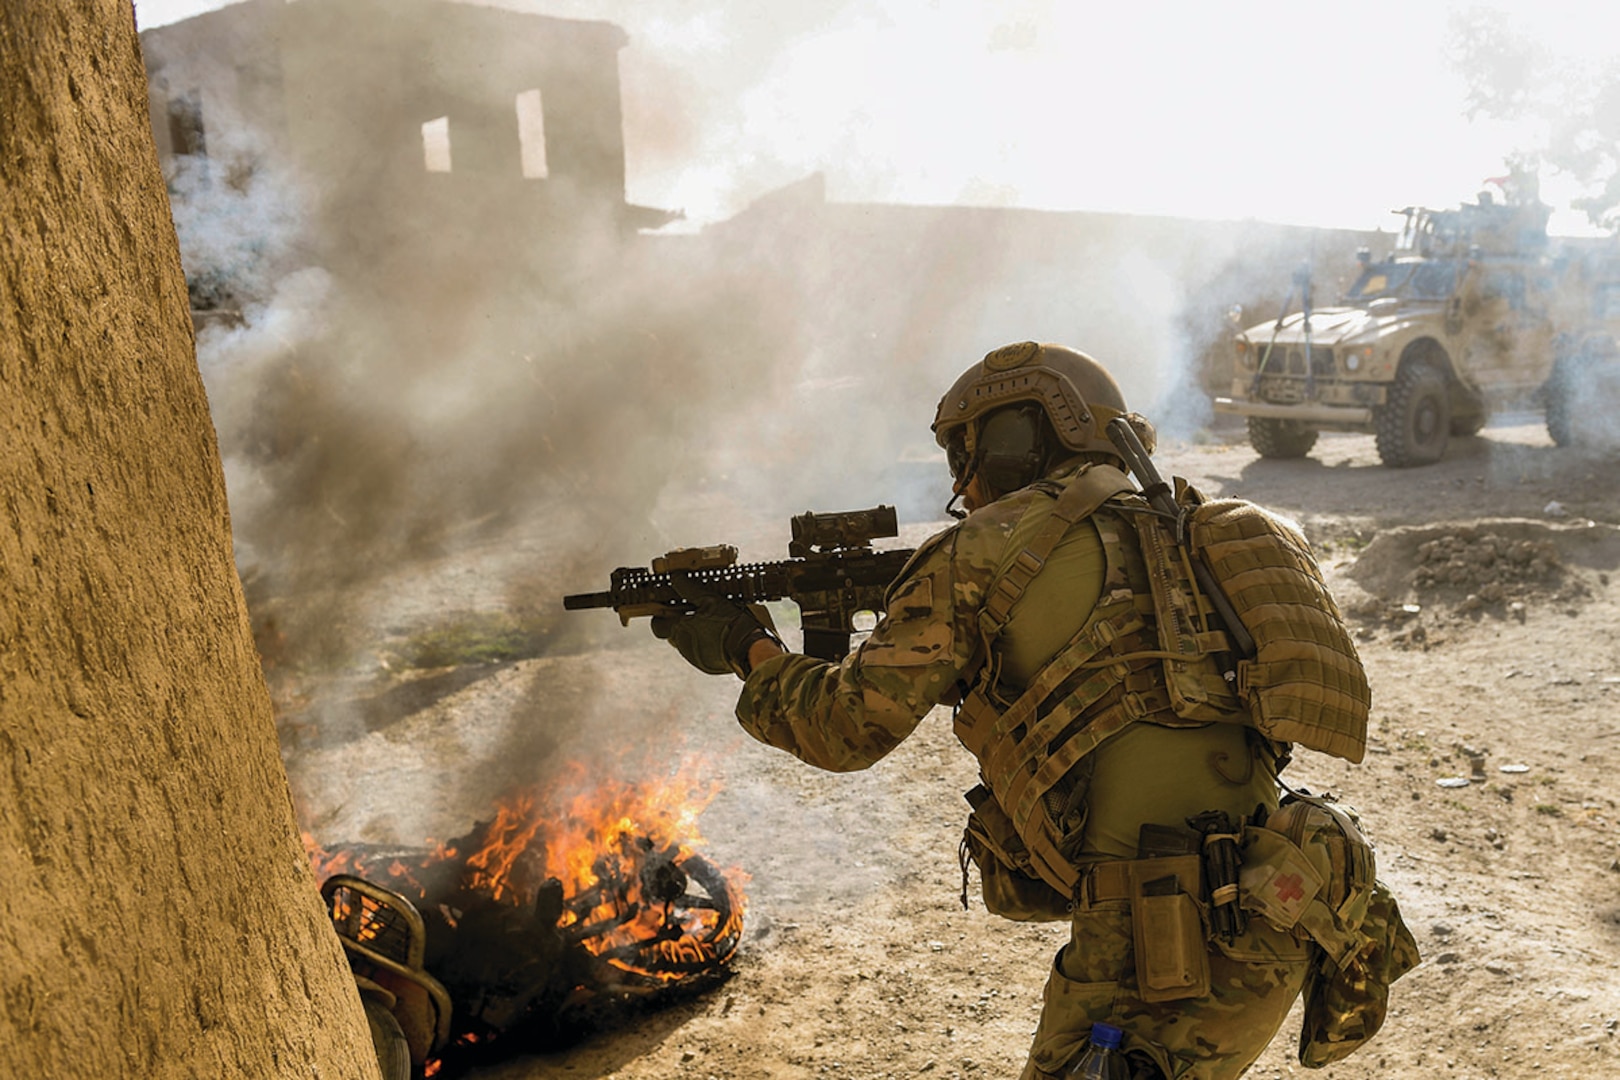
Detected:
[{"left": 133, "top": 0, "right": 1614, "bottom": 235}]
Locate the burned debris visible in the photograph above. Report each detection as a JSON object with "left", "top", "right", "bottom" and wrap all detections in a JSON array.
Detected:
[{"left": 310, "top": 781, "right": 745, "bottom": 1077}]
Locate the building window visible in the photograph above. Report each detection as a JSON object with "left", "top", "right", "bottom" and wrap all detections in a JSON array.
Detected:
[
  {"left": 168, "top": 91, "right": 207, "bottom": 157},
  {"left": 515, "top": 89, "right": 548, "bottom": 178},
  {"left": 422, "top": 116, "right": 452, "bottom": 173}
]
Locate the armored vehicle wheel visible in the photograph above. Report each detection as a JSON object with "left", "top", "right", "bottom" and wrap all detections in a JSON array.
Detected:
[
  {"left": 1545, "top": 360, "right": 1578, "bottom": 447},
  {"left": 1246, "top": 416, "right": 1318, "bottom": 459},
  {"left": 1535, "top": 348, "right": 1600, "bottom": 446},
  {"left": 1544, "top": 346, "right": 1620, "bottom": 447},
  {"left": 1376, "top": 361, "right": 1449, "bottom": 467}
]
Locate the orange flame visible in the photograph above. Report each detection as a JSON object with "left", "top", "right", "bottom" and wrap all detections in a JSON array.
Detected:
[{"left": 305, "top": 752, "right": 747, "bottom": 980}]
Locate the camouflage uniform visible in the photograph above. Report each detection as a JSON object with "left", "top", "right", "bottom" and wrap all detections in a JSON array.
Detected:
[{"left": 737, "top": 461, "right": 1308, "bottom": 1080}]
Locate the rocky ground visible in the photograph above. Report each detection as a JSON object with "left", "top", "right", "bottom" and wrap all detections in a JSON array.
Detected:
[{"left": 278, "top": 416, "right": 1620, "bottom": 1080}]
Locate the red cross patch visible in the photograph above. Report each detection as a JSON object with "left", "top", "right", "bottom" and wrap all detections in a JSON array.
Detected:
[{"left": 1273, "top": 873, "right": 1306, "bottom": 903}]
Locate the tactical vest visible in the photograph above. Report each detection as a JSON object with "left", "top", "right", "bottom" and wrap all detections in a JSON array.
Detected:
[
  {"left": 954, "top": 463, "right": 1371, "bottom": 896},
  {"left": 954, "top": 465, "right": 1190, "bottom": 895}
]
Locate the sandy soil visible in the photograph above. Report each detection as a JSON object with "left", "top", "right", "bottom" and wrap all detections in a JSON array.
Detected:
[{"left": 282, "top": 416, "right": 1620, "bottom": 1080}]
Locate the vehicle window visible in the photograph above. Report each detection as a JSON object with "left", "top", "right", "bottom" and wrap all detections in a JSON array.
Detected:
[
  {"left": 1477, "top": 268, "right": 1525, "bottom": 308},
  {"left": 1345, "top": 264, "right": 1411, "bottom": 301},
  {"left": 1407, "top": 262, "right": 1459, "bottom": 299}
]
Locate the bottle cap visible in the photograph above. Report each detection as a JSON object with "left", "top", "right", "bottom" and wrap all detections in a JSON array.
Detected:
[{"left": 1089, "top": 1022, "right": 1124, "bottom": 1050}]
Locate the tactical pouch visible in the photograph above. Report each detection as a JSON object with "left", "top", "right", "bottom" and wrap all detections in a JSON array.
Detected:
[
  {"left": 1129, "top": 487, "right": 1373, "bottom": 764},
  {"left": 1128, "top": 855, "right": 1211, "bottom": 1003},
  {"left": 1237, "top": 794, "right": 1420, "bottom": 1067},
  {"left": 1189, "top": 499, "right": 1371, "bottom": 763},
  {"left": 961, "top": 785, "right": 1072, "bottom": 923},
  {"left": 1131, "top": 509, "right": 1246, "bottom": 723},
  {"left": 1298, "top": 879, "right": 1420, "bottom": 1067}
]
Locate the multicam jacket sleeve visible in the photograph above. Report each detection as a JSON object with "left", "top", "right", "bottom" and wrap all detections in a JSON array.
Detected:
[{"left": 734, "top": 526, "right": 990, "bottom": 772}]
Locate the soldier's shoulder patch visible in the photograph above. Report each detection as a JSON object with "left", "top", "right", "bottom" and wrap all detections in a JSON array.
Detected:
[
  {"left": 885, "top": 526, "right": 958, "bottom": 604},
  {"left": 887, "top": 574, "right": 934, "bottom": 618},
  {"left": 860, "top": 618, "right": 952, "bottom": 669}
]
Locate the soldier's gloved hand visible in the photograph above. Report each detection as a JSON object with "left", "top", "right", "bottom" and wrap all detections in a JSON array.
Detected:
[{"left": 649, "top": 574, "right": 781, "bottom": 678}]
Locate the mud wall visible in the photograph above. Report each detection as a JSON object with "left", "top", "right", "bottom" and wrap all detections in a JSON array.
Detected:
[{"left": 0, "top": 5, "right": 377, "bottom": 1076}]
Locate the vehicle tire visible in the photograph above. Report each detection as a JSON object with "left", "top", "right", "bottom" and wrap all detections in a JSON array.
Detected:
[
  {"left": 1375, "top": 361, "right": 1450, "bottom": 466},
  {"left": 363, "top": 996, "right": 413, "bottom": 1080},
  {"left": 1545, "top": 358, "right": 1578, "bottom": 447},
  {"left": 1246, "top": 416, "right": 1319, "bottom": 459}
]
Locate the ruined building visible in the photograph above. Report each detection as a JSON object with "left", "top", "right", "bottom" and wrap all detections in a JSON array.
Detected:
[{"left": 141, "top": 0, "right": 677, "bottom": 304}]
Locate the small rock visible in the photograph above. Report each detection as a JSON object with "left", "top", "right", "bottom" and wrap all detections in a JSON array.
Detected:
[
  {"left": 1483, "top": 828, "right": 1498, "bottom": 841},
  {"left": 1544, "top": 500, "right": 1569, "bottom": 517},
  {"left": 1437, "top": 777, "right": 1471, "bottom": 789},
  {"left": 1485, "top": 961, "right": 1513, "bottom": 976},
  {"left": 1431, "top": 922, "right": 1455, "bottom": 936},
  {"left": 1430, "top": 828, "right": 1450, "bottom": 842},
  {"left": 1500, "top": 764, "right": 1530, "bottom": 774},
  {"left": 928, "top": 941, "right": 945, "bottom": 952},
  {"left": 682, "top": 1051, "right": 697, "bottom": 1063},
  {"left": 1435, "top": 951, "right": 1460, "bottom": 964}
]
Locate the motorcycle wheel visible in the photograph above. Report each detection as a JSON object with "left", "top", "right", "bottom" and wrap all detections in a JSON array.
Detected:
[{"left": 363, "top": 996, "right": 413, "bottom": 1080}]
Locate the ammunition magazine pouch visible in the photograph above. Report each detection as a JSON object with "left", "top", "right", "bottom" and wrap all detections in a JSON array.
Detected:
[
  {"left": 1236, "top": 795, "right": 1420, "bottom": 1067},
  {"left": 1080, "top": 855, "right": 1211, "bottom": 1003},
  {"left": 960, "top": 785, "right": 1073, "bottom": 923}
]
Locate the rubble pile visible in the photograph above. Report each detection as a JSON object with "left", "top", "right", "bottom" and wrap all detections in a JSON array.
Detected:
[{"left": 1412, "top": 532, "right": 1564, "bottom": 601}]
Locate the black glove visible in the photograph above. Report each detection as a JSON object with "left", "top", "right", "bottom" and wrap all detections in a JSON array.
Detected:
[{"left": 649, "top": 574, "right": 780, "bottom": 678}]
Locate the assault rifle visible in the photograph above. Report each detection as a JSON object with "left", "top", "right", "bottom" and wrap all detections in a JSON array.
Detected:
[{"left": 562, "top": 506, "right": 913, "bottom": 662}]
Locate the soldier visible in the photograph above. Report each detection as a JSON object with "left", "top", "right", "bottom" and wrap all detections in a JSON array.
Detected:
[{"left": 650, "top": 342, "right": 1413, "bottom": 1079}]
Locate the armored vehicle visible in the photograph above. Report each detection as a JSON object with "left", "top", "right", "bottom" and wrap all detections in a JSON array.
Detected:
[{"left": 1214, "top": 196, "right": 1620, "bottom": 465}]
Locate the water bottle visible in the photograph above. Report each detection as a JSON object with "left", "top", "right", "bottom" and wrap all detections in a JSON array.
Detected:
[{"left": 1067, "top": 1021, "right": 1130, "bottom": 1079}]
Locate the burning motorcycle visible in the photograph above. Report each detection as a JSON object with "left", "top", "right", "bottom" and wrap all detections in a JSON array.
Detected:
[{"left": 311, "top": 776, "right": 747, "bottom": 1079}]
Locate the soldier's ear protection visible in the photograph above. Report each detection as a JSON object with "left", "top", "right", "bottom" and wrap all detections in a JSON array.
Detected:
[
  {"left": 976, "top": 405, "right": 1049, "bottom": 495},
  {"left": 944, "top": 405, "right": 1051, "bottom": 518}
]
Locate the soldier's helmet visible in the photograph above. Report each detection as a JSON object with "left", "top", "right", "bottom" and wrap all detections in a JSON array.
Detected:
[{"left": 932, "top": 341, "right": 1152, "bottom": 484}]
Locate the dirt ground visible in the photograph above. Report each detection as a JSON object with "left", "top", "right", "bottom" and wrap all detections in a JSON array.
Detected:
[{"left": 281, "top": 416, "right": 1620, "bottom": 1080}]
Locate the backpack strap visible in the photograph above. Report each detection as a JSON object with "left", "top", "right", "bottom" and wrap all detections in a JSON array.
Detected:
[{"left": 977, "top": 464, "right": 1137, "bottom": 647}]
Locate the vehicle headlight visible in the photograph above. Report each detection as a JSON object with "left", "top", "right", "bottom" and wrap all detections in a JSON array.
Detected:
[
  {"left": 1345, "top": 346, "right": 1371, "bottom": 372},
  {"left": 1235, "top": 338, "right": 1255, "bottom": 371}
]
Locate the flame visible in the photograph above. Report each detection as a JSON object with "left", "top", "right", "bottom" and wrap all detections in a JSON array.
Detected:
[{"left": 304, "top": 752, "right": 747, "bottom": 981}]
